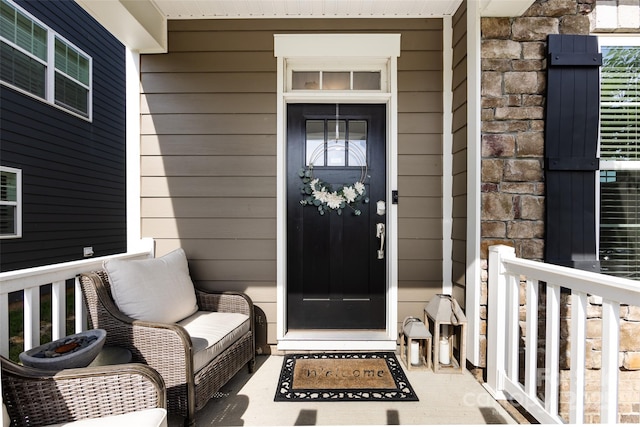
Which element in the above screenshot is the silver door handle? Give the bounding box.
[376,223,385,259]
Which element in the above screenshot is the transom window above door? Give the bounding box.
[293,71,381,91]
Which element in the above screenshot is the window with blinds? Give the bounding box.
[0,0,92,119]
[600,46,640,160]
[0,167,21,238]
[54,37,90,116]
[599,42,640,279]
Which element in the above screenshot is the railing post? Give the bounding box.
[601,299,620,423]
[23,287,40,350]
[545,284,560,415]
[52,280,66,340]
[75,276,87,333]
[524,279,539,397]
[485,244,515,399]
[569,291,587,423]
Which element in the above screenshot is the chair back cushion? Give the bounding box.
[104,248,198,323]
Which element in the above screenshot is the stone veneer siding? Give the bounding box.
[480,0,640,423]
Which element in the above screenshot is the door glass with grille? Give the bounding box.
[305,119,367,168]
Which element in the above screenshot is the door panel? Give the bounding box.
[287,104,386,329]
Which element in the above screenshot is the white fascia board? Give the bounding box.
[477,0,536,17]
[274,34,401,58]
[75,0,167,53]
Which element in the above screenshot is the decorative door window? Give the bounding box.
[305,119,367,167]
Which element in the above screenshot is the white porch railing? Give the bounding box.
[485,244,640,424]
[0,238,154,359]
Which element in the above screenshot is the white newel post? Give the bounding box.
[485,244,515,399]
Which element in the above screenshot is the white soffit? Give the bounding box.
[76,1,536,53]
[76,0,167,53]
[152,0,464,18]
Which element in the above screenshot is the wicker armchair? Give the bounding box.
[79,271,255,426]
[1,356,166,426]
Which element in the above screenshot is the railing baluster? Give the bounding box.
[506,272,520,381]
[545,283,560,415]
[601,299,620,424]
[23,286,41,351]
[52,280,66,340]
[524,279,538,397]
[75,276,87,333]
[569,291,587,423]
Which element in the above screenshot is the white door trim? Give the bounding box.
[274,34,400,351]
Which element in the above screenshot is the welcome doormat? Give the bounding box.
[274,352,418,402]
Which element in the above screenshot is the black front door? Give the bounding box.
[287,104,387,329]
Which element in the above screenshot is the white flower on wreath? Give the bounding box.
[299,168,369,216]
[342,186,357,203]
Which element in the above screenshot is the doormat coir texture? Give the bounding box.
[274,352,418,402]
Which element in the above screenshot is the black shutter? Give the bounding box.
[545,34,602,272]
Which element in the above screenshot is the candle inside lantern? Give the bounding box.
[410,341,420,365]
[439,336,450,365]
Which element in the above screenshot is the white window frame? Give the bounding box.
[598,36,640,171]
[597,35,640,277]
[0,166,22,239]
[0,0,93,121]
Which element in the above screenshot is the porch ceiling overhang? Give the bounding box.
[76,0,535,53]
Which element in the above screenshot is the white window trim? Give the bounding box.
[0,166,22,239]
[274,33,400,351]
[0,0,93,121]
[596,34,640,276]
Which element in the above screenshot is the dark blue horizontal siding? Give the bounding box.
[1,0,127,271]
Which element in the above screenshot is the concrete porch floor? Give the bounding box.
[168,353,522,426]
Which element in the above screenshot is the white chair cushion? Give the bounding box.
[104,248,198,324]
[44,408,167,427]
[178,311,250,373]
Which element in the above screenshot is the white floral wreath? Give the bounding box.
[299,166,368,216]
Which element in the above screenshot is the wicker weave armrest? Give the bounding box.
[195,289,254,317]
[2,357,165,427]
